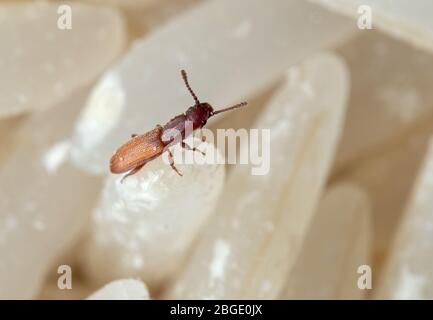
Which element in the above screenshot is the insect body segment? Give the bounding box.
[161,114,188,146]
[109,70,247,182]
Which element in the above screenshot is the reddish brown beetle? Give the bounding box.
[110,70,247,182]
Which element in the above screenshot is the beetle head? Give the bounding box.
[180,70,247,128]
[186,102,214,128]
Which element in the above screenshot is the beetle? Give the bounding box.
[110,69,247,182]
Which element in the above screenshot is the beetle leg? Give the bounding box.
[120,163,145,183]
[131,134,138,138]
[167,149,183,176]
[181,141,205,156]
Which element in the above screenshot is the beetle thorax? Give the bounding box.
[185,103,214,129]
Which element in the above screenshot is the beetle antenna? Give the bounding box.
[181,69,200,105]
[211,101,248,116]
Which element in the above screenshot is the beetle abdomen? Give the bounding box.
[110,126,165,174]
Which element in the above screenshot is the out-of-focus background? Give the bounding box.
[1,0,433,300]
